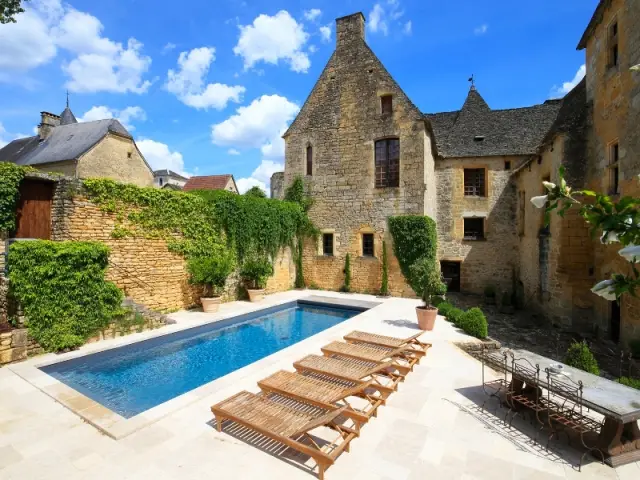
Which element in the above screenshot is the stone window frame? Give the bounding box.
[608,139,620,195]
[373,137,400,189]
[317,228,337,257]
[463,166,488,197]
[462,216,486,241]
[380,94,393,116]
[306,144,313,176]
[357,228,378,259]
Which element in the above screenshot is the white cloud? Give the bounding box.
[0,123,30,147]
[162,42,177,54]
[166,47,245,109]
[550,64,586,98]
[211,95,299,159]
[136,138,189,176]
[304,9,322,22]
[368,1,407,36]
[227,148,240,155]
[474,24,488,35]
[233,11,311,73]
[309,45,318,53]
[0,123,9,148]
[319,24,332,43]
[368,4,388,36]
[78,106,146,131]
[0,0,152,94]
[236,159,284,195]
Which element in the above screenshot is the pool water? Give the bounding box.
[41,302,360,418]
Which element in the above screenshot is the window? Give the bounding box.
[306,145,313,176]
[504,161,511,170]
[609,142,620,194]
[362,233,375,256]
[322,233,334,256]
[608,20,619,68]
[375,139,400,188]
[464,168,485,196]
[159,178,163,187]
[463,218,484,240]
[381,95,393,115]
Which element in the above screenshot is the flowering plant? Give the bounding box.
[531,165,640,300]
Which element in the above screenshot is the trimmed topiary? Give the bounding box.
[447,307,465,326]
[564,341,600,375]
[458,307,488,339]
[437,302,453,318]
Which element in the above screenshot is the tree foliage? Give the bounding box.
[8,241,123,352]
[244,186,267,198]
[341,253,351,292]
[240,256,274,290]
[0,163,32,234]
[380,240,389,296]
[564,340,600,375]
[187,249,235,296]
[0,0,26,24]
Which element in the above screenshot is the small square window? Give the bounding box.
[381,95,393,115]
[505,161,511,170]
[362,233,375,257]
[464,168,485,196]
[322,233,334,256]
[463,218,485,240]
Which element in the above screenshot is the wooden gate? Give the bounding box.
[14,179,54,239]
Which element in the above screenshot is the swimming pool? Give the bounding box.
[40,301,363,418]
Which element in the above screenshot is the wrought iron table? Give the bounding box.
[507,349,640,467]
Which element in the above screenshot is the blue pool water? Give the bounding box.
[40,301,361,418]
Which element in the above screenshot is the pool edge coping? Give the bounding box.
[7,292,385,439]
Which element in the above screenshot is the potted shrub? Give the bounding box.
[187,253,235,313]
[241,256,274,302]
[484,285,496,305]
[410,258,447,330]
[500,291,515,314]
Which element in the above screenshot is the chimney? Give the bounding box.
[38,111,60,140]
[336,12,365,49]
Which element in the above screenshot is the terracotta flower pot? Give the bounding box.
[201,297,221,313]
[247,289,265,302]
[416,306,438,331]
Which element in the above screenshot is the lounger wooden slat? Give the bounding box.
[293,354,401,395]
[211,391,357,480]
[344,330,431,357]
[320,341,418,375]
[258,370,384,424]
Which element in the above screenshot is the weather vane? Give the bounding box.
[468,74,475,89]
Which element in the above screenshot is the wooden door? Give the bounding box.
[15,180,54,239]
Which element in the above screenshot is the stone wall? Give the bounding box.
[283,13,432,296]
[270,172,285,200]
[436,155,521,295]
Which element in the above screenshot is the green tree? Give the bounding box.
[1,0,27,24]
[341,253,351,292]
[380,240,389,296]
[244,186,267,198]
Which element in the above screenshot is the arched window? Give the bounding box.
[306,145,313,176]
[374,138,399,188]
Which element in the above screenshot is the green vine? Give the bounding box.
[0,163,33,234]
[7,241,124,352]
[380,240,389,296]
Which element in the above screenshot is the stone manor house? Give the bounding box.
[273,1,640,343]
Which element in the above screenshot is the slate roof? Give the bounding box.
[59,106,78,125]
[0,119,131,166]
[153,169,188,180]
[424,88,563,158]
[183,175,236,192]
[577,0,609,50]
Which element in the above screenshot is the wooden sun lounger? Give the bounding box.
[293,354,402,395]
[258,370,385,425]
[344,330,432,357]
[320,341,418,375]
[211,391,358,480]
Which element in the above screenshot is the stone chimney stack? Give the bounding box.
[336,12,365,49]
[38,111,60,140]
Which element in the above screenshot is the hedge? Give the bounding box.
[564,341,600,375]
[8,241,124,352]
[458,307,488,339]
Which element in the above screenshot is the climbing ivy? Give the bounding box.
[8,241,124,352]
[0,163,33,234]
[388,215,438,297]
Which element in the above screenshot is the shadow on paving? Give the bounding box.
[453,384,604,472]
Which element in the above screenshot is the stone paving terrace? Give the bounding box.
[0,291,639,479]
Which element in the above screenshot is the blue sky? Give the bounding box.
[0,0,597,192]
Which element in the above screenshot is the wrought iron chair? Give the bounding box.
[480,347,509,417]
[505,356,546,445]
[544,368,605,471]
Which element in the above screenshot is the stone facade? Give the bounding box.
[283,13,435,296]
[77,133,154,187]
[270,171,285,200]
